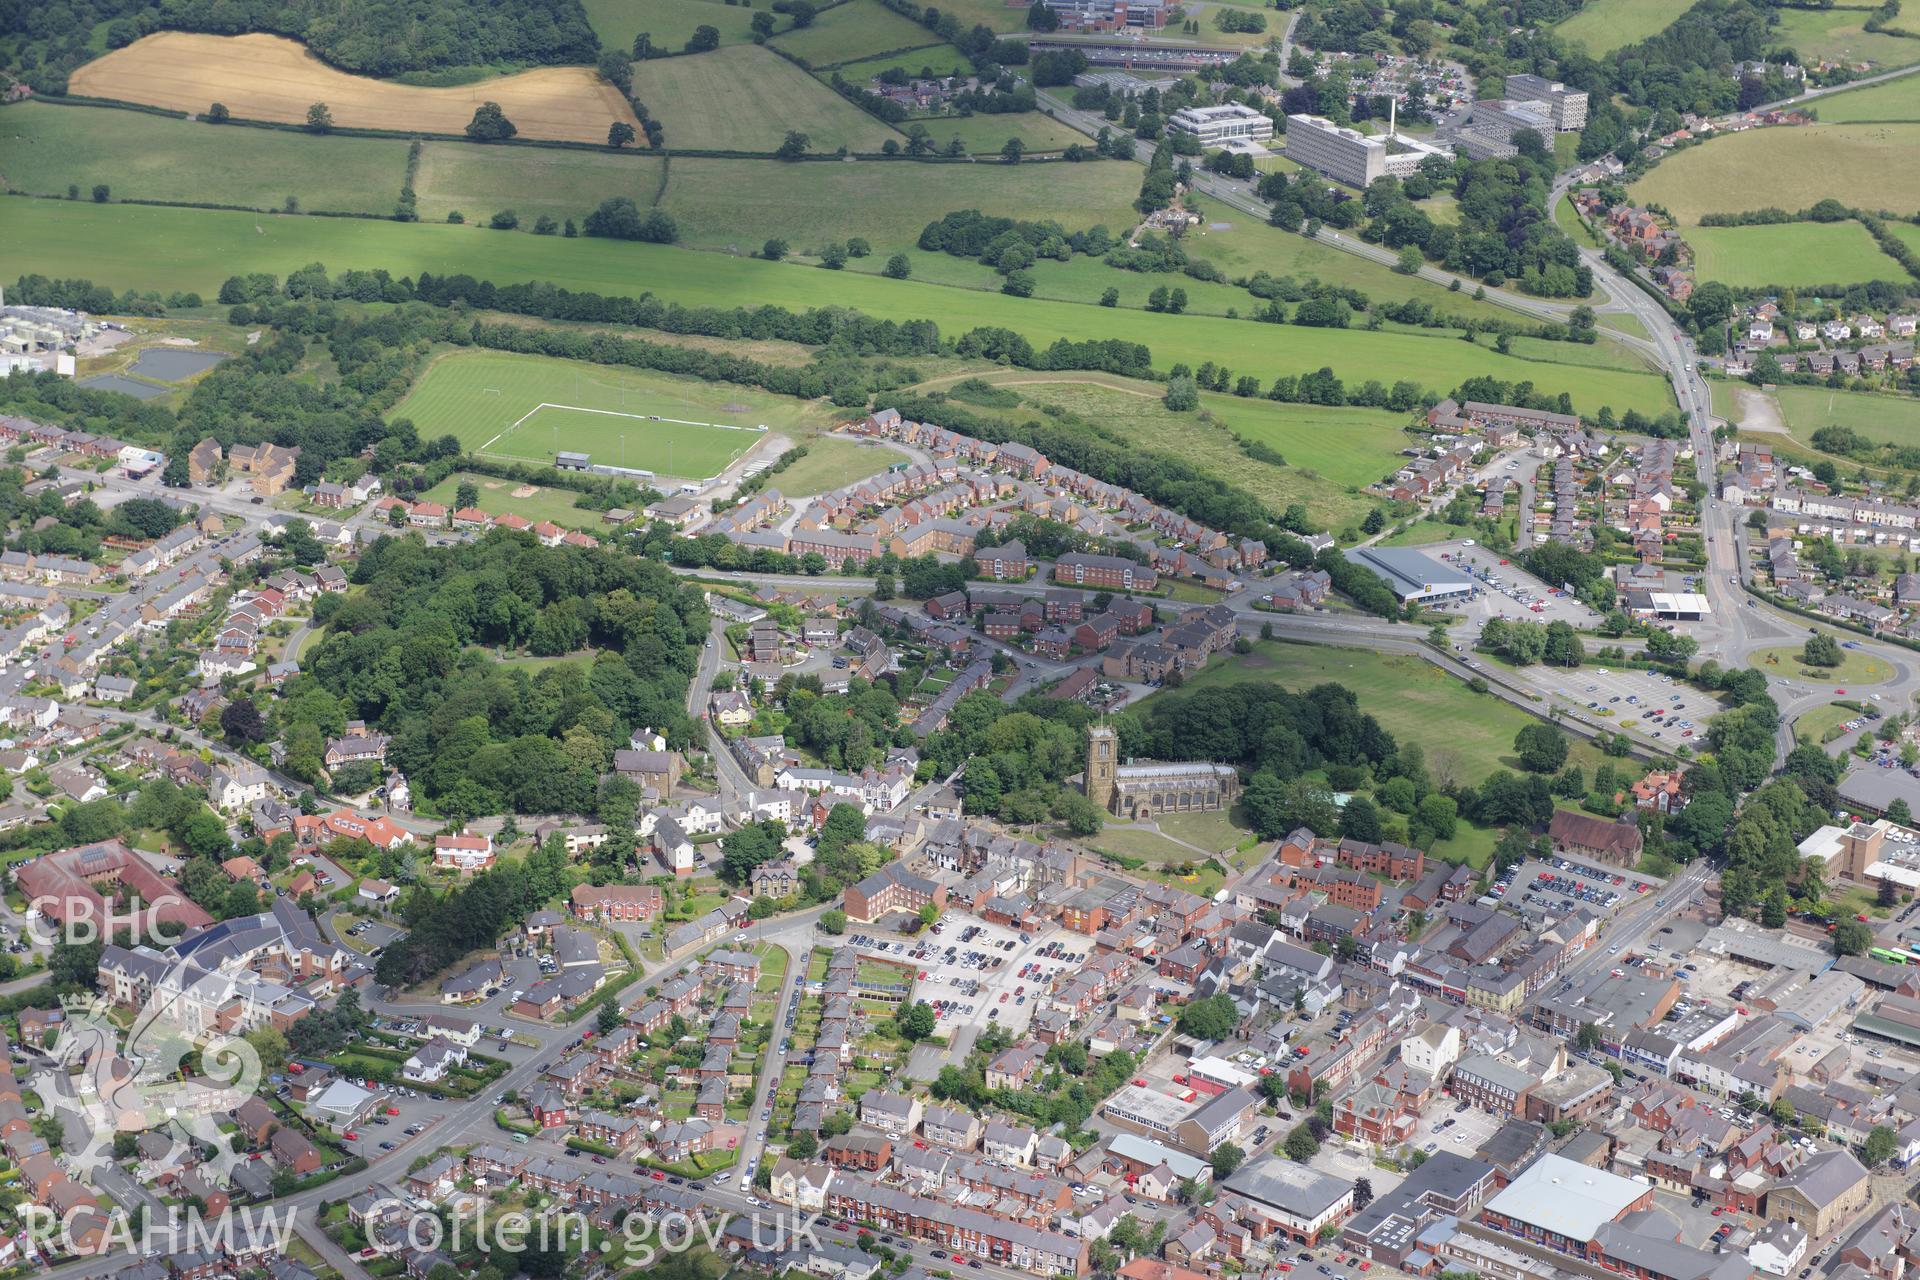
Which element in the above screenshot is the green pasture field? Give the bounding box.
[1628,124,1920,225]
[1683,220,1900,288]
[1141,640,1607,783]
[411,142,665,226]
[832,45,975,80]
[389,350,818,477]
[1553,0,1679,55]
[771,436,909,495]
[911,112,1092,154]
[1773,385,1920,447]
[657,155,1139,252]
[1888,221,1920,258]
[582,0,781,56]
[629,45,901,152]
[1812,72,1920,122]
[905,0,1028,30]
[0,100,408,213]
[8,200,1677,416]
[1769,8,1920,70]
[771,0,949,65]
[937,370,1407,530]
[1502,332,1659,373]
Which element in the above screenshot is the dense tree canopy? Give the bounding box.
[303,533,704,820]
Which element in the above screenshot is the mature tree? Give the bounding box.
[1865,1125,1898,1166]
[1178,994,1240,1040]
[883,254,911,279]
[1210,1143,1244,1177]
[608,121,636,148]
[895,1001,936,1041]
[207,102,230,123]
[684,23,721,52]
[1001,137,1025,164]
[1339,795,1383,843]
[1835,919,1873,956]
[788,1132,818,1159]
[1802,633,1843,667]
[1513,722,1569,774]
[1284,1125,1320,1161]
[762,238,790,261]
[818,909,846,935]
[465,102,517,141]
[50,938,103,990]
[221,698,268,744]
[596,49,632,93]
[581,197,677,243]
[306,102,333,133]
[1575,1023,1604,1052]
[1352,1177,1374,1211]
[775,131,811,160]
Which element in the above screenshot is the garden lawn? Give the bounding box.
[772,436,909,495]
[0,100,408,214]
[582,0,783,56]
[410,142,665,227]
[1812,72,1920,122]
[6,200,1676,416]
[628,45,901,152]
[1090,826,1211,863]
[1150,808,1253,855]
[1553,0,1681,54]
[1145,640,1608,781]
[770,0,952,66]
[1628,124,1920,225]
[658,155,1139,252]
[1429,819,1500,869]
[1683,221,1900,288]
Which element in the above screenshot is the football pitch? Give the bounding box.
[392,351,778,480]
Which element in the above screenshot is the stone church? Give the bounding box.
[1085,724,1238,821]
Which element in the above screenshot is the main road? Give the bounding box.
[1554,182,1920,753]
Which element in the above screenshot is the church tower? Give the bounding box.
[1086,724,1116,814]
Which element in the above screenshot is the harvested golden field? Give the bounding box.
[70,33,640,145]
